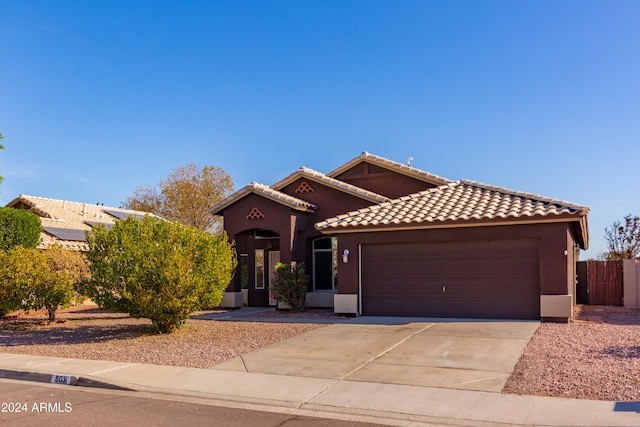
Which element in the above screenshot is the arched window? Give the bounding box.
[313,237,337,291]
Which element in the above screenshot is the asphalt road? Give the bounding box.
[0,379,383,427]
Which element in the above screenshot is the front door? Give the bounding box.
[268,251,281,306]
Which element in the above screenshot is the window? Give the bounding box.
[313,237,337,291]
[255,249,265,289]
[240,254,248,289]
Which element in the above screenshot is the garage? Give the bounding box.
[360,239,540,319]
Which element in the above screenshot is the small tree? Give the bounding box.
[0,207,41,250]
[29,268,74,323]
[80,216,236,333]
[0,249,29,316]
[602,214,640,260]
[270,262,309,312]
[0,247,74,321]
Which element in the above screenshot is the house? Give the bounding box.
[5,195,154,251]
[211,152,589,321]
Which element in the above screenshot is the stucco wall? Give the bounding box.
[334,164,436,198]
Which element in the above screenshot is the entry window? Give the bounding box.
[239,254,248,289]
[313,237,337,291]
[255,249,265,289]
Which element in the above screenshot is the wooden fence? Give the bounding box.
[576,261,623,306]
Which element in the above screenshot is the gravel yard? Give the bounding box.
[503,305,640,402]
[2,304,639,401]
[0,306,329,368]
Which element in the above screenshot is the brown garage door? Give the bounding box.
[361,239,540,319]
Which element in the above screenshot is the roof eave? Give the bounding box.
[577,210,590,250]
[5,195,56,219]
[316,213,588,235]
[210,186,254,215]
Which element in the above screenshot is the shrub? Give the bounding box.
[44,245,91,307]
[270,262,308,312]
[0,247,74,322]
[30,269,74,323]
[0,207,41,250]
[80,216,236,333]
[0,249,28,316]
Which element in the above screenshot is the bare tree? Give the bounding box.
[602,214,640,260]
[123,164,234,232]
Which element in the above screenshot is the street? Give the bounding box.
[0,379,383,426]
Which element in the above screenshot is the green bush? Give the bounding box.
[0,207,41,250]
[44,245,91,312]
[270,262,308,312]
[0,247,74,321]
[80,216,236,333]
[0,249,28,316]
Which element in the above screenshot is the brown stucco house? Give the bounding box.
[211,152,589,321]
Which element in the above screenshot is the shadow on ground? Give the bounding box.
[0,321,152,346]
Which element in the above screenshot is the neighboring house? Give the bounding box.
[212,152,589,321]
[6,195,153,251]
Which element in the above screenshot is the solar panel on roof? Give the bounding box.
[42,227,87,242]
[103,209,146,221]
[84,221,114,230]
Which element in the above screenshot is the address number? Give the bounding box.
[51,374,72,385]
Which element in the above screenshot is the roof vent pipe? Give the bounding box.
[83,204,87,217]
[407,156,413,166]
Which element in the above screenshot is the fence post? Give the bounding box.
[623,259,639,307]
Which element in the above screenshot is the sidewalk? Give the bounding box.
[1,351,638,426]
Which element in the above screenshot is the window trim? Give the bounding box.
[312,237,337,292]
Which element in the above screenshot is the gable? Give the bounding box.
[332,161,437,198]
[271,167,389,204]
[215,191,312,240]
[210,182,316,216]
[327,152,452,199]
[279,177,388,221]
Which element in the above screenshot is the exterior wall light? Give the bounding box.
[342,249,350,263]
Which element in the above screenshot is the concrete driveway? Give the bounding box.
[212,318,538,393]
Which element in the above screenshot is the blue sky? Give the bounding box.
[1,1,638,259]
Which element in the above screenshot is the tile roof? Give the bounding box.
[5,195,155,251]
[271,167,390,204]
[210,182,317,215]
[210,153,448,216]
[315,180,590,246]
[327,151,453,186]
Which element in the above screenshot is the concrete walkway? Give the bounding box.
[1,315,639,426]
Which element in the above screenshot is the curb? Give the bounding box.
[0,369,133,391]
